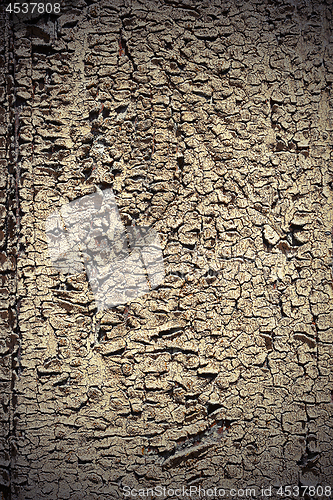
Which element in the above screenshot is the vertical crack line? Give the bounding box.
[10,17,16,500]
[11,24,22,374]
[1,9,14,500]
[5,12,22,500]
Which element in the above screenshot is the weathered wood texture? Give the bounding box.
[1,0,333,498]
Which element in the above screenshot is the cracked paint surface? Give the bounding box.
[0,0,333,498]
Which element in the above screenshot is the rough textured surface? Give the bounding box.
[1,0,333,498]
